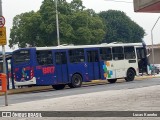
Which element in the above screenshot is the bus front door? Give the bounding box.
[86,50,100,80]
[55,52,68,84]
[136,47,148,74]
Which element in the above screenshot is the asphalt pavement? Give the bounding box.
[0,81,160,120]
[0,76,160,106]
[0,75,160,120]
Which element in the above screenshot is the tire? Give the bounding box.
[68,74,82,88]
[108,79,117,83]
[125,69,135,82]
[52,84,65,90]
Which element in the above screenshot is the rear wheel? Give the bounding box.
[125,69,135,82]
[52,84,65,90]
[68,74,82,88]
[107,79,117,83]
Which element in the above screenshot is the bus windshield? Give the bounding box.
[13,50,30,64]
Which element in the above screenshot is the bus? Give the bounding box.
[11,42,149,90]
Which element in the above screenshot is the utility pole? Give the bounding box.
[151,16,160,73]
[55,0,60,46]
[0,0,8,106]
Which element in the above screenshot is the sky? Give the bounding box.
[2,0,160,52]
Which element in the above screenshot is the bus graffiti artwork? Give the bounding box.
[103,61,114,79]
[11,42,150,90]
[22,68,28,79]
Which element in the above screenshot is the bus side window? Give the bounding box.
[112,47,124,60]
[69,49,85,63]
[100,48,112,61]
[36,51,53,65]
[124,46,136,59]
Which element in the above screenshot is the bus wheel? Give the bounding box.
[108,79,117,83]
[52,84,65,90]
[68,74,82,88]
[125,69,135,82]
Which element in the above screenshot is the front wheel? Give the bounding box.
[52,84,66,90]
[125,69,135,82]
[68,74,82,88]
[108,79,117,83]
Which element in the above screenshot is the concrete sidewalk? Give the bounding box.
[1,85,160,111]
[1,84,160,120]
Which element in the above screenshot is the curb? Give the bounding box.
[0,76,159,96]
[135,75,159,80]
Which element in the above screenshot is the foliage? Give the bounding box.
[9,11,42,48]
[9,0,105,48]
[99,10,145,43]
[9,1,145,48]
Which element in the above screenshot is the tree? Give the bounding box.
[70,0,85,11]
[38,0,57,46]
[70,10,105,44]
[99,10,145,43]
[9,11,42,48]
[9,0,105,48]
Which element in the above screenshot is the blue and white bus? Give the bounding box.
[11,43,149,90]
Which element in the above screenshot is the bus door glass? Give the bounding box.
[36,50,55,85]
[86,49,100,80]
[55,51,68,84]
[12,49,32,83]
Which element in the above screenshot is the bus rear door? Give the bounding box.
[55,51,68,84]
[86,49,101,80]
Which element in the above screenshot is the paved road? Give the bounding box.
[0,78,160,106]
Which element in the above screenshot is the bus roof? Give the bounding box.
[14,42,144,51]
[35,42,143,50]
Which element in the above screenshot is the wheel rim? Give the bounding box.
[73,75,81,86]
[71,74,82,87]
